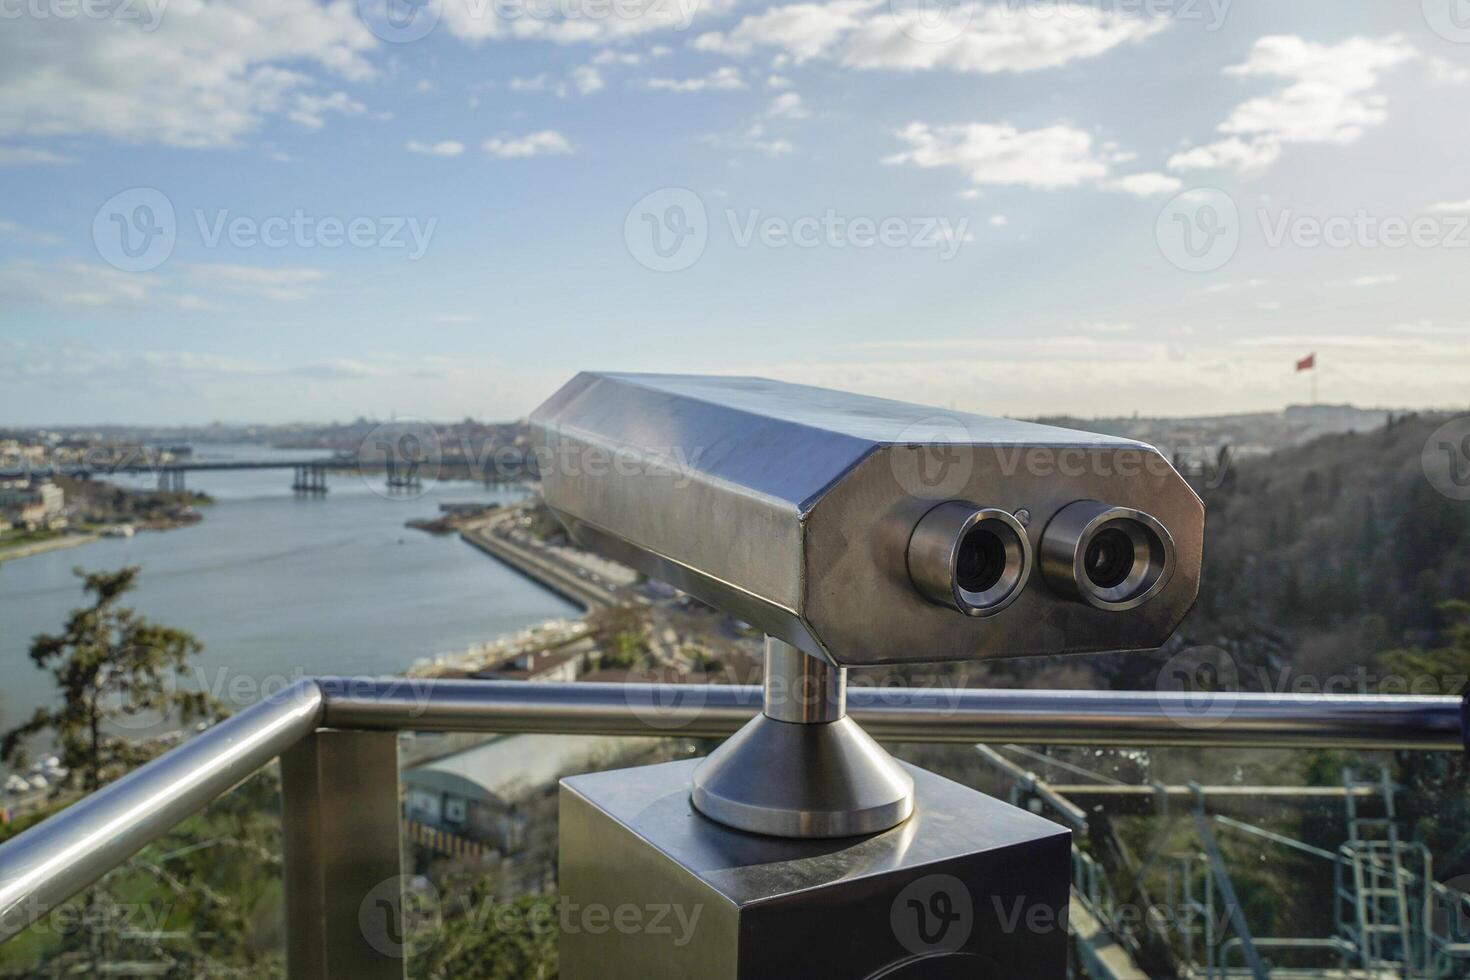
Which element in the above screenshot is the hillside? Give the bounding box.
[951,412,1470,696]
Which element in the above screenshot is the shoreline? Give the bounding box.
[0,532,100,565]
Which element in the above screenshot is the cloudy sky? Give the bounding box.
[2,0,1468,424]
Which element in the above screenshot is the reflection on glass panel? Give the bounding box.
[0,763,286,979]
[893,742,1470,979]
[395,731,705,978]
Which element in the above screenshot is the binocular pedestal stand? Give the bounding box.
[559,637,1073,978]
[690,639,915,838]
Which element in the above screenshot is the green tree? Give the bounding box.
[1,567,231,977]
[1376,601,1470,876]
[2,566,217,792]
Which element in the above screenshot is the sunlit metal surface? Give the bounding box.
[0,678,1462,944]
[319,678,1466,750]
[561,758,1070,978]
[531,373,1205,666]
[0,679,324,943]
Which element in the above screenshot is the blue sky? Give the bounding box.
[2,0,1469,424]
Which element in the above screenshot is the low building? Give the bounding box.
[470,648,582,683]
[0,479,64,530]
[402,733,657,852]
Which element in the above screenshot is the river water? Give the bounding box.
[0,445,576,757]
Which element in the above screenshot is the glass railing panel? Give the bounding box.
[393,730,708,978]
[899,740,1470,979]
[0,762,287,979]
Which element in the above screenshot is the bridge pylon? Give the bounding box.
[291,465,328,494]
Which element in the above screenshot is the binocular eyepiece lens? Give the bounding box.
[1040,501,1175,611]
[1083,527,1134,590]
[907,502,1032,618]
[956,525,1009,594]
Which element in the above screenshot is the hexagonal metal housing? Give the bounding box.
[530,372,1203,667]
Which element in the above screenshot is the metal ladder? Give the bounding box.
[1336,766,1415,973]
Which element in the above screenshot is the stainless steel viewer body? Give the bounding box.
[532,372,1203,666]
[536,373,1202,977]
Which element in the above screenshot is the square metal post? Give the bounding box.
[281,730,406,980]
[560,757,1072,979]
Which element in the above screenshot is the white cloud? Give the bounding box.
[439,0,732,44]
[1077,321,1134,333]
[988,213,1007,226]
[886,122,1108,189]
[1202,277,1266,294]
[0,0,377,149]
[1427,198,1470,213]
[483,130,574,157]
[0,259,333,309]
[0,220,63,246]
[1169,35,1416,175]
[1326,273,1400,288]
[591,49,643,66]
[1103,171,1181,196]
[188,264,329,301]
[289,91,368,130]
[0,340,566,425]
[767,74,793,89]
[407,139,467,157]
[647,66,746,92]
[572,65,605,94]
[1428,57,1470,84]
[767,92,807,118]
[704,123,794,157]
[0,260,158,309]
[0,145,75,166]
[510,74,555,92]
[741,327,1470,417]
[1167,136,1281,174]
[744,124,793,156]
[693,0,1164,74]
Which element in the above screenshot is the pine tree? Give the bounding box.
[2,566,217,792]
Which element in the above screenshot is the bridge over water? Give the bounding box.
[27,457,441,494]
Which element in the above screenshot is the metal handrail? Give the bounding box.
[0,677,1464,944]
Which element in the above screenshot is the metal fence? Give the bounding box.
[0,678,1464,977]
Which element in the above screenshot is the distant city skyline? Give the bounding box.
[3,1,1469,425]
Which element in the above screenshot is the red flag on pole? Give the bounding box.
[1295,353,1315,372]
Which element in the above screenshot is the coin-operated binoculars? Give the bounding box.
[532,373,1203,978]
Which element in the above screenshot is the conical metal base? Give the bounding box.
[691,713,915,838]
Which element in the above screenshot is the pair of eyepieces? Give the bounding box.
[906,499,1176,617]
